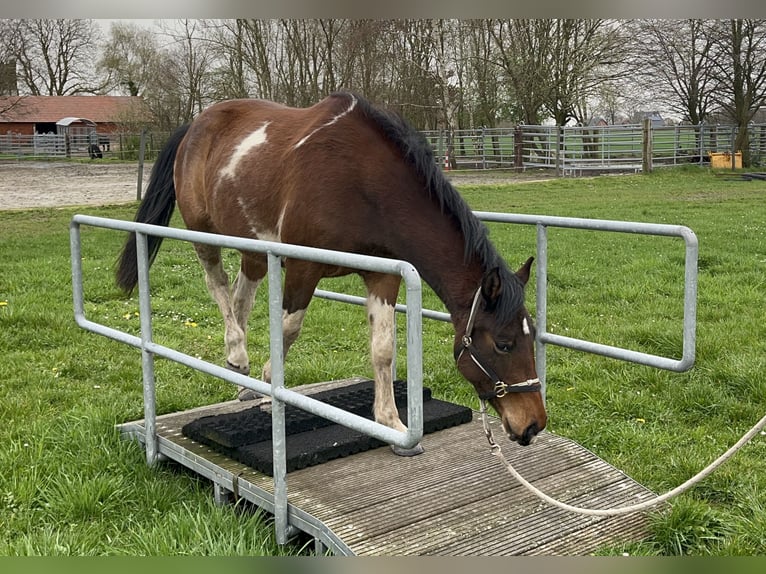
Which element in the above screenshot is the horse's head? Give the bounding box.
[454,257,547,446]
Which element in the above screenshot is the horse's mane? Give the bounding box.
[339,91,526,317]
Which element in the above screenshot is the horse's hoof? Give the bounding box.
[391,443,425,457]
[237,387,262,401]
[225,360,250,376]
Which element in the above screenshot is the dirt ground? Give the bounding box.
[0,161,553,211]
[0,161,152,211]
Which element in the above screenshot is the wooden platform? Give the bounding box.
[117,379,657,556]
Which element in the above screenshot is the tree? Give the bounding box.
[709,19,766,166]
[488,19,553,125]
[634,19,716,125]
[462,20,506,128]
[545,20,630,126]
[0,19,106,95]
[98,21,160,97]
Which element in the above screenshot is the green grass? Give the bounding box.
[1,166,765,555]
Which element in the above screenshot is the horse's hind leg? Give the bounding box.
[363,272,424,457]
[193,243,253,381]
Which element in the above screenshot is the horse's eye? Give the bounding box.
[495,341,514,354]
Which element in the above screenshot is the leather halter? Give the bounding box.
[457,288,541,400]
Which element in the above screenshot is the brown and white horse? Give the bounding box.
[116,91,547,455]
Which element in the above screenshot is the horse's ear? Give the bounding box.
[481,267,503,310]
[515,256,534,286]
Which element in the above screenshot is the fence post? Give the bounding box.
[642,118,653,173]
[136,128,147,201]
[554,126,562,177]
[514,126,523,172]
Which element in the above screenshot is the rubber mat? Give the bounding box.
[182,379,472,475]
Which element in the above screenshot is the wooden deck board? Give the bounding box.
[118,379,656,555]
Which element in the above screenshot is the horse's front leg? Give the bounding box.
[260,308,307,383]
[261,260,316,384]
[232,254,266,400]
[365,273,424,457]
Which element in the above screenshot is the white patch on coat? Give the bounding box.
[367,295,395,366]
[236,200,286,243]
[294,94,358,149]
[220,122,270,180]
[522,317,530,336]
[282,308,307,345]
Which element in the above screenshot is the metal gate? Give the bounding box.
[70,212,697,546]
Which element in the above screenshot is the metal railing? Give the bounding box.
[422,123,766,174]
[473,213,698,398]
[70,210,697,545]
[70,214,426,545]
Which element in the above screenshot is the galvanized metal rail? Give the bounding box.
[71,212,697,551]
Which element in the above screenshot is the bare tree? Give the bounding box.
[462,20,505,128]
[2,19,106,95]
[488,19,553,125]
[159,19,217,121]
[632,19,716,125]
[98,21,161,97]
[545,20,630,126]
[709,19,766,166]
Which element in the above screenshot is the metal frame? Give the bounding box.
[472,213,698,400]
[70,214,424,544]
[317,213,698,399]
[70,211,697,546]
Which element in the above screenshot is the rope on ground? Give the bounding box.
[480,400,766,517]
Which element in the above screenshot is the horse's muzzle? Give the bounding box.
[509,421,542,446]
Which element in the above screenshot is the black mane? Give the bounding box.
[340,91,526,318]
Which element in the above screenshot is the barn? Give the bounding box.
[0,95,150,158]
[0,95,149,136]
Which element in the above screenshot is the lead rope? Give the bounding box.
[479,400,766,516]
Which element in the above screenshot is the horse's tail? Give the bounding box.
[115,123,191,294]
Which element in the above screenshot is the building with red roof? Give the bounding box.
[0,95,150,135]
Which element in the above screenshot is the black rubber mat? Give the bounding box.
[182,379,472,475]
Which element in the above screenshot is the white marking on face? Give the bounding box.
[294,94,358,149]
[220,122,270,180]
[522,317,530,336]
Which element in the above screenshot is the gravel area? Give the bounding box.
[1,161,151,210]
[0,161,553,211]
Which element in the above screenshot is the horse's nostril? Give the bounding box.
[518,422,540,446]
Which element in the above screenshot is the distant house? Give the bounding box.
[631,111,665,128]
[0,95,150,135]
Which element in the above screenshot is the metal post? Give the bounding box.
[403,265,424,441]
[535,223,548,401]
[267,251,295,545]
[642,118,653,173]
[135,232,158,466]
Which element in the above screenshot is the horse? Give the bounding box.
[115,91,547,455]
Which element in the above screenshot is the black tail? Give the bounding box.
[115,123,191,294]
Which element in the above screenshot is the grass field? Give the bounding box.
[1,166,765,555]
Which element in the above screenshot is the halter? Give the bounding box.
[457,287,541,399]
